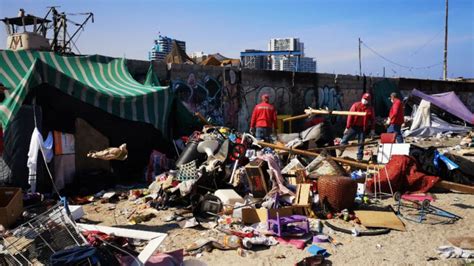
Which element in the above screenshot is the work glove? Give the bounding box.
[343,128,349,135]
[385,118,391,126]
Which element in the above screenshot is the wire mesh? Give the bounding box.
[1,203,87,265]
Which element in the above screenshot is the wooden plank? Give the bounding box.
[295,184,311,206]
[434,180,474,194]
[354,210,406,231]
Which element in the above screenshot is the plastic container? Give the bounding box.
[214,189,245,206]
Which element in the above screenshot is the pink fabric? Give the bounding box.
[258,153,295,197]
[276,237,306,249]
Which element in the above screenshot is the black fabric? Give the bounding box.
[50,246,98,265]
[409,146,474,185]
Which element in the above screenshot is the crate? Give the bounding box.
[245,159,271,198]
[1,203,87,265]
[0,187,23,228]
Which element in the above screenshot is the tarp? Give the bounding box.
[0,50,173,135]
[404,100,471,137]
[412,89,474,124]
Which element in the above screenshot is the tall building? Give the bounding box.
[268,38,304,56]
[241,37,316,72]
[240,49,269,70]
[149,35,186,61]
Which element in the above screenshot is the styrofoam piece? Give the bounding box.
[214,189,244,205]
[377,143,411,164]
[76,223,167,265]
[60,205,84,220]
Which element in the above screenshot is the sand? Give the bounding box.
[81,138,473,265]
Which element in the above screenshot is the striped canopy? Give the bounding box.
[0,50,173,135]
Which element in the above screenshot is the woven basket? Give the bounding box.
[318,175,357,212]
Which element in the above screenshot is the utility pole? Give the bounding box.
[443,0,448,80]
[358,38,362,76]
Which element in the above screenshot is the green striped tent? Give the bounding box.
[0,50,177,135]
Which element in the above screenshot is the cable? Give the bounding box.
[410,29,444,56]
[360,40,443,70]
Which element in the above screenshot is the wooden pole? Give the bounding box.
[282,113,310,122]
[305,109,366,116]
[257,141,381,169]
[443,0,449,80]
[258,142,474,194]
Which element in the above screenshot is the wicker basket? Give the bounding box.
[318,175,357,212]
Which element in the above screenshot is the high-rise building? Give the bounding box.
[149,35,186,61]
[241,37,317,73]
[240,49,269,70]
[268,38,304,56]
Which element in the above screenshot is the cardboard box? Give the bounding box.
[0,187,23,228]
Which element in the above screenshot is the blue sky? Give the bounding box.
[1,0,473,79]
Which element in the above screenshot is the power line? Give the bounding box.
[360,40,443,70]
[410,28,444,56]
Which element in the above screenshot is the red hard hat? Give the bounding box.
[362,93,371,100]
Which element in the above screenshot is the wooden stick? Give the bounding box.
[305,109,366,116]
[257,141,382,169]
[194,112,210,125]
[282,114,310,122]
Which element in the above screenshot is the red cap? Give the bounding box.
[362,93,371,100]
[261,94,270,102]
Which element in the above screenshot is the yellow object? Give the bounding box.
[276,115,291,134]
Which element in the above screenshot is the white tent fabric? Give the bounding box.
[404,100,471,137]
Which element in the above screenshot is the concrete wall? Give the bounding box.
[127,60,474,132]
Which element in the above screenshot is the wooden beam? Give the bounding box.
[434,180,474,194]
[282,113,310,122]
[305,109,367,116]
[257,141,382,169]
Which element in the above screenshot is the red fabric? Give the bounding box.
[250,102,277,129]
[366,155,440,193]
[345,102,375,131]
[389,98,404,125]
[380,133,396,144]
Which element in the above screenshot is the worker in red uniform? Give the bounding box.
[250,94,277,142]
[387,92,404,143]
[338,93,375,161]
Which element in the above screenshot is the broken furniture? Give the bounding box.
[1,203,87,265]
[0,187,23,228]
[267,212,309,237]
[318,175,357,212]
[245,158,271,198]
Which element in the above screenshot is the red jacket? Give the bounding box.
[346,102,375,131]
[250,102,277,129]
[389,98,404,125]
